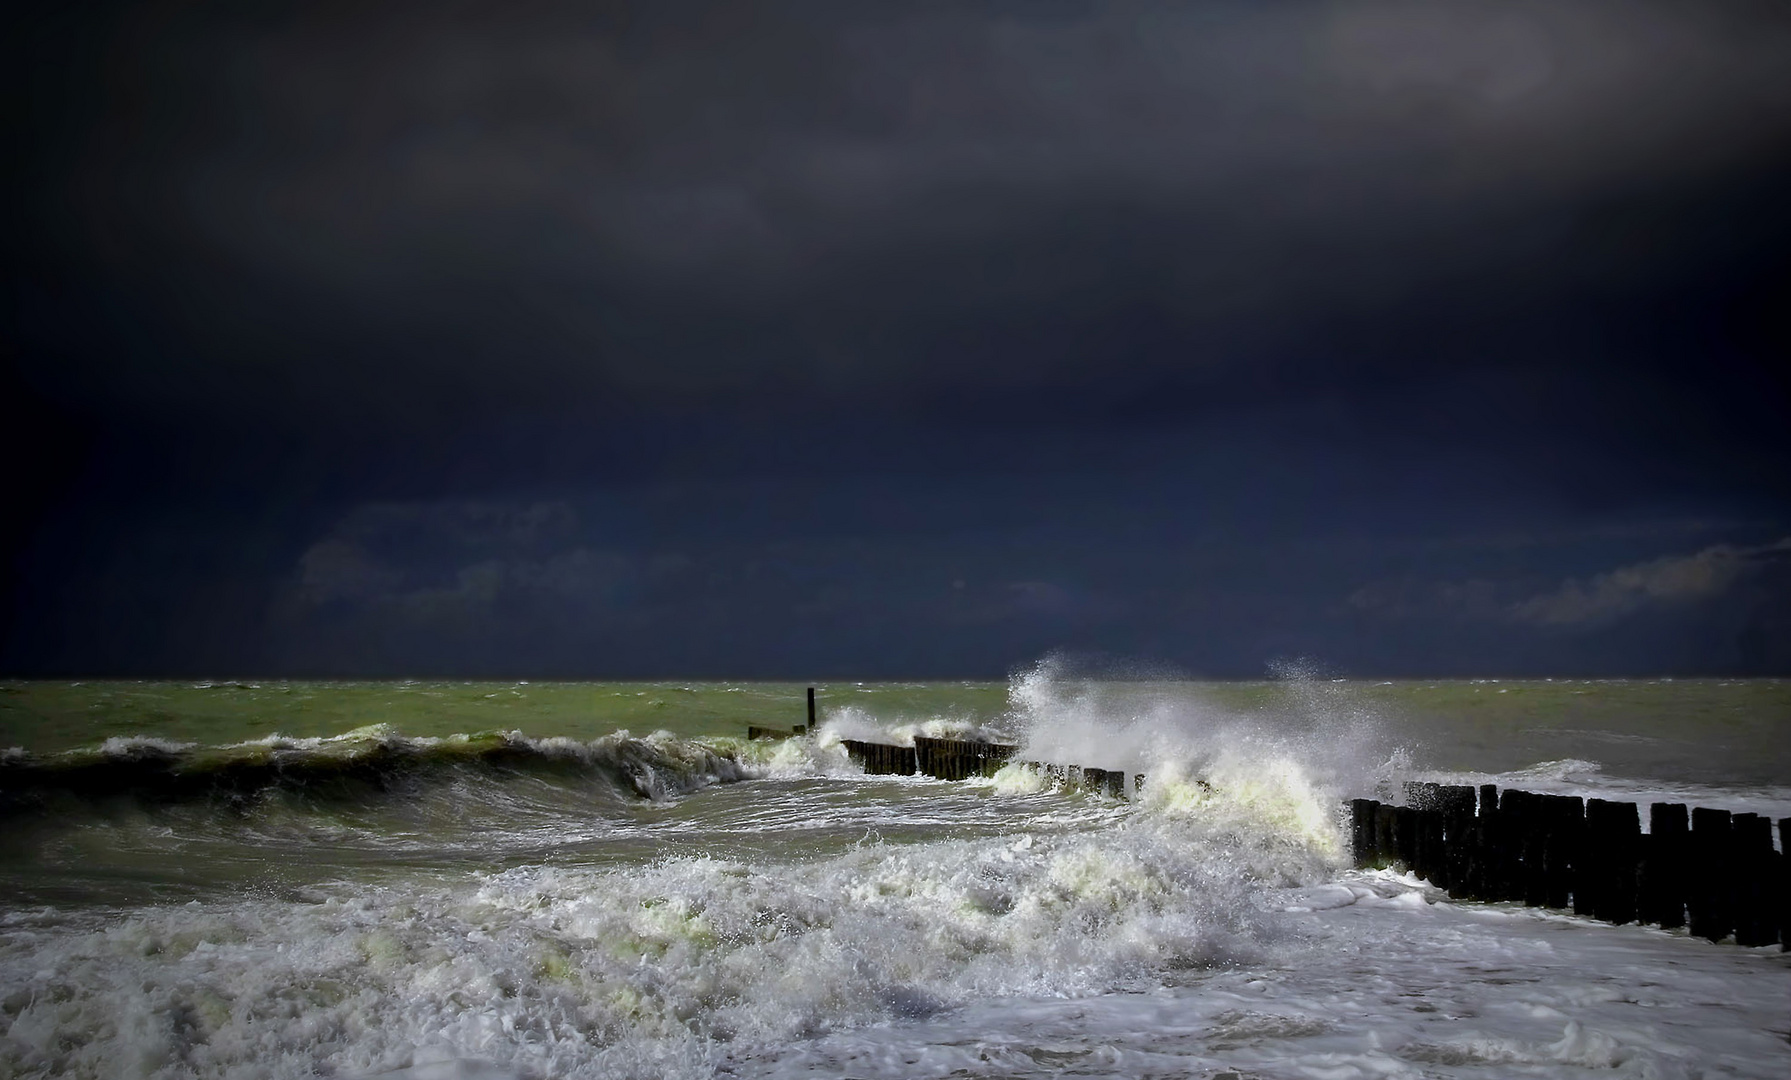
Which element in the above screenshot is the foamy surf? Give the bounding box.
[1,668,1786,1078]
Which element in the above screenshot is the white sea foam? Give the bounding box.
[0,788,1324,1079]
[92,735,197,757]
[813,704,1012,748]
[3,669,1786,1079]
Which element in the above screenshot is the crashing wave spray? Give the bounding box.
[992,656,1400,853]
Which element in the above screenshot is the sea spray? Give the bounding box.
[0,783,1335,1079]
[812,704,1013,750]
[996,658,1393,846]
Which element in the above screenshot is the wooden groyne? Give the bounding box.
[838,735,1138,793]
[842,736,1021,781]
[1351,783,1789,950]
[777,691,1784,950]
[794,688,1126,791]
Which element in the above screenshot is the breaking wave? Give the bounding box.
[0,726,755,815]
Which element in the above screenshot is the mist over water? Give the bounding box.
[0,666,1787,1078]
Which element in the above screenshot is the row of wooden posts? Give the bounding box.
[752,688,1143,794]
[760,691,1787,950]
[1352,783,1790,950]
[832,734,1140,796]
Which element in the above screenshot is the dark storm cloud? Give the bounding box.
[7,1,1791,677]
[15,0,1791,418]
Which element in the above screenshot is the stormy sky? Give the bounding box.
[6,0,1790,678]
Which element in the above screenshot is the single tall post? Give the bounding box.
[1689,807,1734,942]
[1641,803,1689,928]
[1779,818,1790,952]
[806,686,817,736]
[1543,794,1582,910]
[1351,800,1378,867]
[1732,813,1777,947]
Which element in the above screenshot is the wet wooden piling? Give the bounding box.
[1780,817,1790,952]
[1463,785,1498,898]
[1374,802,1399,868]
[1500,789,1548,907]
[841,739,917,775]
[1347,787,1785,950]
[1639,803,1688,929]
[827,731,1144,801]
[1689,807,1733,942]
[1537,794,1580,910]
[913,736,1017,781]
[1731,813,1777,947]
[1351,799,1377,866]
[1585,799,1640,924]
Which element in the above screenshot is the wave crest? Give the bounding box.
[0,727,753,813]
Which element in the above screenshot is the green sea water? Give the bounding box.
[4,677,1787,782]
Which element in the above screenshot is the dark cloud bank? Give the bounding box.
[6,1,1790,677]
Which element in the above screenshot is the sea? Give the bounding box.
[2,666,1788,1079]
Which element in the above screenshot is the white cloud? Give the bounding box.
[1348,536,1791,628]
[1507,537,1791,625]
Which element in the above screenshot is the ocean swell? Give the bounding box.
[0,726,754,815]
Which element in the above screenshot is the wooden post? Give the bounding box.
[1424,808,1449,889]
[1462,785,1498,900]
[1543,794,1582,910]
[1504,790,1548,907]
[1396,805,1419,870]
[1490,791,1518,899]
[1375,803,1399,868]
[1352,799,1378,866]
[1443,788,1470,896]
[1779,818,1790,952]
[1404,783,1443,887]
[1582,799,1639,924]
[1689,807,1733,942]
[1474,786,1502,900]
[846,739,919,776]
[1732,813,1777,947]
[1640,803,1688,928]
[805,686,816,734]
[1569,795,1599,917]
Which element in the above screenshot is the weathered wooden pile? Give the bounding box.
[838,735,1140,794]
[842,735,1023,781]
[839,738,918,775]
[765,689,1128,793]
[1351,783,1790,949]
